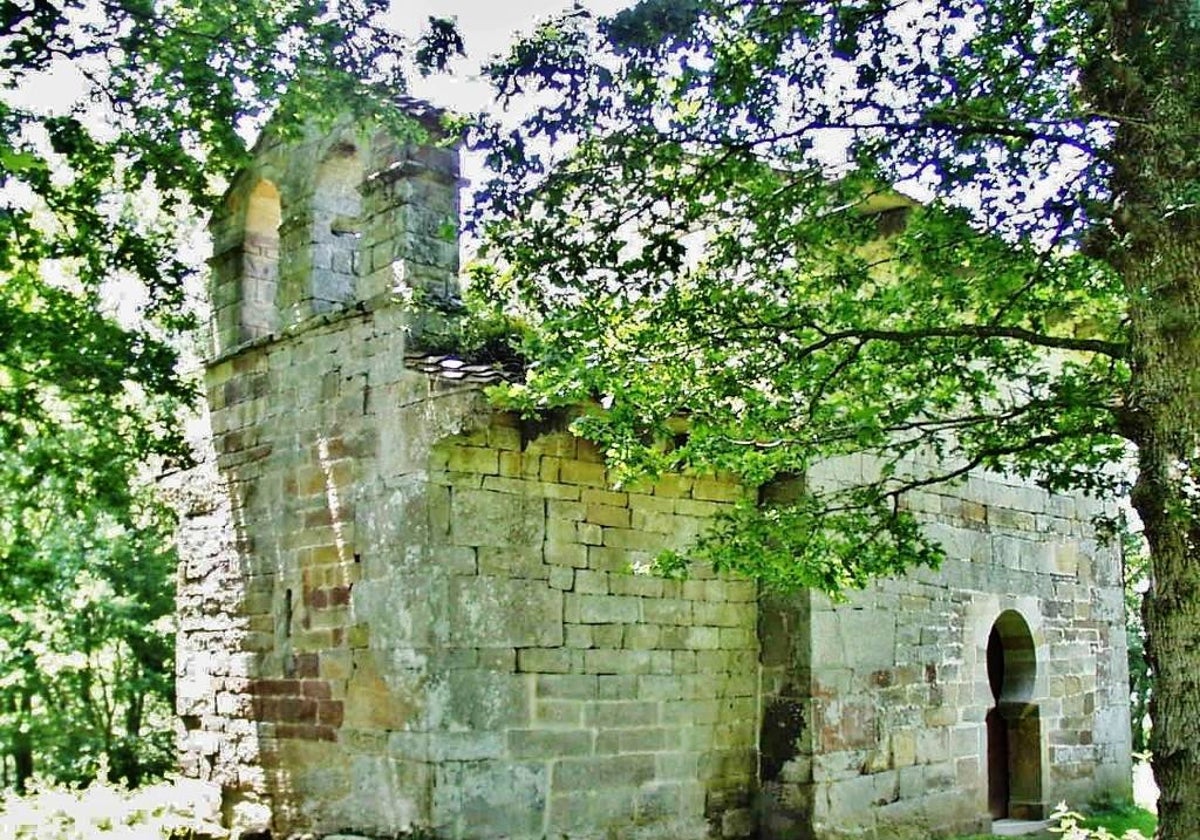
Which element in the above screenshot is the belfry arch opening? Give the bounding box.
[986,609,1044,822]
[311,142,363,312]
[241,179,281,341]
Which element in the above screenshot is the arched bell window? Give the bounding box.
[240,178,282,340]
[310,143,363,312]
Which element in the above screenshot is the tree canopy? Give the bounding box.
[468,1,1199,837]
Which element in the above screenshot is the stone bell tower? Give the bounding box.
[206,107,459,355]
[175,106,471,834]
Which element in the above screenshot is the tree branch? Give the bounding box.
[778,322,1127,359]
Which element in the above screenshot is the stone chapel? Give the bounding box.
[174,109,1132,839]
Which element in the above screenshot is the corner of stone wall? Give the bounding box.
[168,411,274,836]
[755,589,815,840]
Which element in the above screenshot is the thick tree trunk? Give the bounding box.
[1119,180,1200,840]
[1085,2,1200,837]
[1130,417,1200,840]
[1118,173,1200,840]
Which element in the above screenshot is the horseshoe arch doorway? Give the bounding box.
[986,609,1044,820]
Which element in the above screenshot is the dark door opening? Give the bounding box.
[986,628,1009,818]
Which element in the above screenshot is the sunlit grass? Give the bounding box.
[952,803,1157,840]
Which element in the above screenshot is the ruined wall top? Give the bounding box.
[207,110,461,359]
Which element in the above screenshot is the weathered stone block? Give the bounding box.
[548,566,575,591]
[450,488,544,547]
[582,487,628,508]
[584,649,653,675]
[609,572,665,598]
[431,670,531,730]
[553,754,656,791]
[546,788,643,834]
[433,760,548,837]
[507,728,594,759]
[518,647,574,674]
[576,593,642,624]
[537,674,598,700]
[653,475,693,498]
[596,726,669,754]
[692,478,742,503]
[586,700,659,727]
[644,599,693,625]
[477,545,548,579]
[535,699,584,726]
[574,569,609,594]
[586,502,632,528]
[560,459,607,487]
[449,577,562,647]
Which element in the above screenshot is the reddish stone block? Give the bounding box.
[295,653,320,678]
[819,701,878,752]
[253,678,301,696]
[275,723,338,742]
[301,680,331,699]
[317,700,345,727]
[328,584,352,607]
[279,696,318,723]
[255,696,284,720]
[274,724,306,741]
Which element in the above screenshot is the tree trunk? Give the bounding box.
[1131,418,1200,840]
[1085,2,1200,837]
[1119,199,1200,840]
[1118,155,1200,840]
[12,691,33,792]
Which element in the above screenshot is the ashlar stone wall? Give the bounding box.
[758,458,1132,839]
[178,360,763,838]
[178,111,762,839]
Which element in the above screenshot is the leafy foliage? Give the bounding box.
[0,435,176,786]
[1,0,463,466]
[1048,801,1152,840]
[0,773,224,838]
[469,0,1132,591]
